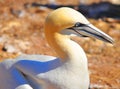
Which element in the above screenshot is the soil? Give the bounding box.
[0,0,120,89]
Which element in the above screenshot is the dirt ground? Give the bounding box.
[0,0,120,89]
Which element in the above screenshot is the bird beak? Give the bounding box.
[72,24,114,44]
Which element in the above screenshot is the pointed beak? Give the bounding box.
[72,24,114,44]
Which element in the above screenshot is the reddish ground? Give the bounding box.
[0,0,120,89]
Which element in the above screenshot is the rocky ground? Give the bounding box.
[0,0,120,89]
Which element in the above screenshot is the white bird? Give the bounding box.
[0,7,114,89]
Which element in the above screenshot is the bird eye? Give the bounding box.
[74,22,84,27]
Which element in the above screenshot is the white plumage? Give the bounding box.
[0,7,113,89]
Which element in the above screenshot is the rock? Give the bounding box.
[2,44,17,53]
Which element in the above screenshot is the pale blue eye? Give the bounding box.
[75,22,84,27]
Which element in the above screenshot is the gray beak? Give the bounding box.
[72,24,114,44]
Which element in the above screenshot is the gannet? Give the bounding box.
[0,7,114,89]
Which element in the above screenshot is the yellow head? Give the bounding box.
[44,7,114,59]
[45,7,113,44]
[45,7,89,33]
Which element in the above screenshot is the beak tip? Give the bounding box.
[111,39,115,44]
[107,38,114,44]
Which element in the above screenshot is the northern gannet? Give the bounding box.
[0,7,114,89]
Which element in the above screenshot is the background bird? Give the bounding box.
[0,7,114,89]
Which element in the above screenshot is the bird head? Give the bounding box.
[45,7,114,44]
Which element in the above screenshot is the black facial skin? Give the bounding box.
[70,22,89,37]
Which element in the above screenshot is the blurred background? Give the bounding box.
[0,0,120,89]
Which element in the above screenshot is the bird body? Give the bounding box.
[0,52,88,89]
[0,7,114,89]
[36,37,89,89]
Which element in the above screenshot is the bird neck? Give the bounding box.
[46,32,88,69]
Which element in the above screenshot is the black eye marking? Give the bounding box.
[67,22,89,30]
[74,22,85,27]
